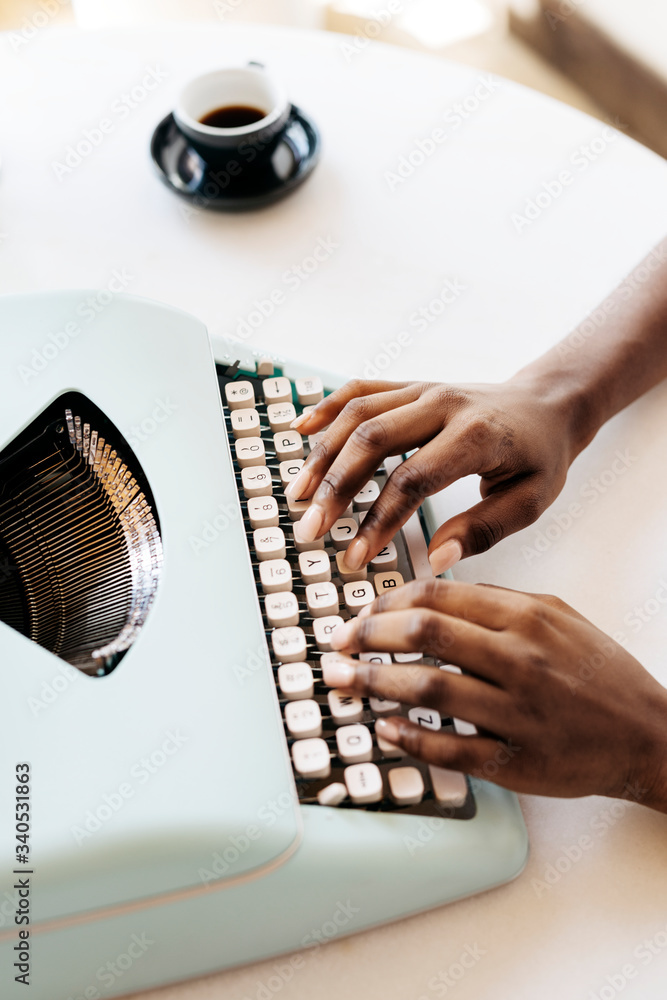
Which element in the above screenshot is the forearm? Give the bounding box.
[511,238,667,458]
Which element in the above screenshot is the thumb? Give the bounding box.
[427,477,547,573]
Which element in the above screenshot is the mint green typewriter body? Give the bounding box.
[0,292,527,999]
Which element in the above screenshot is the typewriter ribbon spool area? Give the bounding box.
[0,392,163,675]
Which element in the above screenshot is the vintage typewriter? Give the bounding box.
[0,291,527,999]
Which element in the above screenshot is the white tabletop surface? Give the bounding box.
[2,22,667,1000]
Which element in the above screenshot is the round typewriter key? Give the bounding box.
[254,526,286,561]
[231,408,260,438]
[265,592,299,628]
[259,558,292,594]
[225,380,255,410]
[263,376,292,405]
[317,782,347,807]
[273,430,304,462]
[305,581,339,618]
[295,376,323,406]
[235,436,265,468]
[388,766,424,806]
[241,466,273,498]
[344,762,383,803]
[278,662,314,699]
[292,738,331,779]
[284,698,322,738]
[267,402,296,432]
[247,496,279,529]
[335,724,373,764]
[272,625,307,663]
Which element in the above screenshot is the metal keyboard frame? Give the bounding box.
[217,363,476,820]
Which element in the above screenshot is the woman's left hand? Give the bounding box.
[324,579,667,808]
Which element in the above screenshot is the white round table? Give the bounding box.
[2,22,667,1000]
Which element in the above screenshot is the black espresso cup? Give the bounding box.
[173,64,292,172]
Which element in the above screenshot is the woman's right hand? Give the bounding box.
[286,375,585,573]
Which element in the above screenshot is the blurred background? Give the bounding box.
[1,0,664,157]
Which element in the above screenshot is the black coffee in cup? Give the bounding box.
[174,66,291,162]
[199,105,267,129]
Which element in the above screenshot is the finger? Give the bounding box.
[357,577,537,631]
[527,592,591,624]
[329,608,512,682]
[291,378,414,433]
[427,474,550,572]
[294,398,446,545]
[321,654,514,734]
[286,385,423,504]
[374,719,506,777]
[343,434,482,569]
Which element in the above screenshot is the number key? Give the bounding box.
[247,496,279,529]
[235,436,265,468]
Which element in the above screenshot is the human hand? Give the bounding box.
[287,376,581,574]
[322,579,667,807]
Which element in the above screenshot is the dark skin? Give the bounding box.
[286,238,667,811]
[323,580,667,812]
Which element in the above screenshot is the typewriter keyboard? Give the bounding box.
[218,362,475,819]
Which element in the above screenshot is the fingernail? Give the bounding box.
[343,537,368,571]
[357,603,373,619]
[297,503,324,542]
[375,718,401,742]
[290,413,310,430]
[285,467,312,500]
[429,539,463,576]
[321,653,356,687]
[330,619,355,650]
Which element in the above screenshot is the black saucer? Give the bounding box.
[150,106,321,211]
